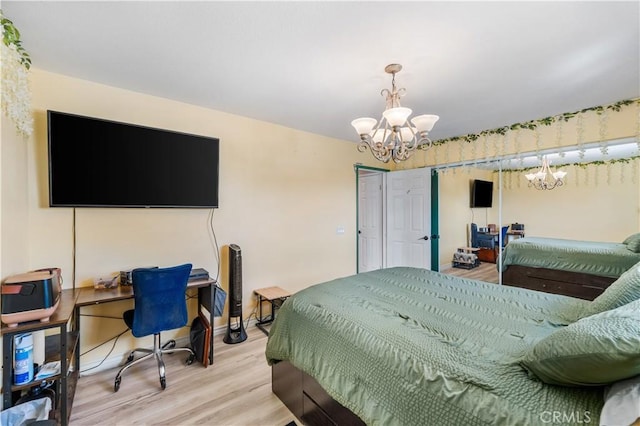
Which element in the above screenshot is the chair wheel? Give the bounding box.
[160,376,166,390]
[126,353,134,363]
[114,377,121,392]
[162,340,176,350]
[186,353,195,365]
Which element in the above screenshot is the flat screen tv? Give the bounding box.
[470,179,493,208]
[48,111,219,208]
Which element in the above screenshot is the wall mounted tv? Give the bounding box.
[48,111,219,208]
[470,179,493,208]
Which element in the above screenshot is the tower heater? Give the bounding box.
[223,244,247,344]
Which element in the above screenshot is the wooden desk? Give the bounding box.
[75,278,217,366]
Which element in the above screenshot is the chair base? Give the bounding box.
[114,333,195,392]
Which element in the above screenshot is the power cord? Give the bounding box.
[208,208,221,283]
[244,304,258,330]
[79,329,129,374]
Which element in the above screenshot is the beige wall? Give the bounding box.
[1,118,30,276]
[3,68,378,370]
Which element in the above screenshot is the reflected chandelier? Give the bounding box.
[525,156,567,190]
[351,64,439,163]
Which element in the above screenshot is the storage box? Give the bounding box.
[1,270,62,327]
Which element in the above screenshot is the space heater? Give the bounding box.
[223,244,247,344]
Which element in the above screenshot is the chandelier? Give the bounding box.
[351,64,439,163]
[524,156,567,190]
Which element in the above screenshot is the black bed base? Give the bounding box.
[502,265,616,300]
[272,360,365,426]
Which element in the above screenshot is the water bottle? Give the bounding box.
[14,332,34,385]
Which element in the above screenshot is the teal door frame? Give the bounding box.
[430,169,439,271]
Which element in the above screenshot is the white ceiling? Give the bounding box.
[4,1,639,143]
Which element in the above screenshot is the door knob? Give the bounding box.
[431,234,440,240]
[420,236,429,240]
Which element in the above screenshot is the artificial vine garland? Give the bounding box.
[1,10,33,137]
[430,98,640,147]
[497,155,640,174]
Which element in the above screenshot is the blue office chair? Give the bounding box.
[470,223,495,249]
[114,264,195,392]
[501,226,509,247]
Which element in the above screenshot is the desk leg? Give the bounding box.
[74,306,81,373]
[2,333,13,409]
[60,322,68,425]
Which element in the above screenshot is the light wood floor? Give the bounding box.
[442,260,500,283]
[70,326,296,425]
[70,263,498,425]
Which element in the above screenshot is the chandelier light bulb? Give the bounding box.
[553,170,567,180]
[399,127,416,142]
[382,107,412,127]
[351,117,377,136]
[411,114,440,132]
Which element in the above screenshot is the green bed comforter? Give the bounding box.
[265,267,603,426]
[500,237,640,277]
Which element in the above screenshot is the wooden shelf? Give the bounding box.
[2,289,79,426]
[7,332,79,393]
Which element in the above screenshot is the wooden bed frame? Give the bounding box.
[502,265,616,300]
[272,360,364,426]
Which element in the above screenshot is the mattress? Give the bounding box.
[500,237,640,277]
[265,267,603,426]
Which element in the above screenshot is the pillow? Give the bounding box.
[520,299,640,386]
[581,260,640,318]
[600,375,640,426]
[623,232,640,246]
[627,236,640,253]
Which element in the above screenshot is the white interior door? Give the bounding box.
[358,173,384,272]
[386,168,431,269]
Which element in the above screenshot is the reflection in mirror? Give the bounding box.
[436,137,639,287]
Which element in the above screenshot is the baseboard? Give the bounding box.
[439,262,453,271]
[79,317,258,376]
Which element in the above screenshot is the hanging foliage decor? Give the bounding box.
[1,10,33,137]
[429,98,639,147]
[428,97,640,188]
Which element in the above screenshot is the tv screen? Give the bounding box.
[48,111,219,208]
[470,179,493,208]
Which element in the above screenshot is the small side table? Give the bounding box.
[254,286,291,335]
[453,247,480,269]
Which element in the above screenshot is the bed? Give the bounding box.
[499,236,640,300]
[265,266,640,426]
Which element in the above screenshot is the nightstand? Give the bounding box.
[254,286,291,335]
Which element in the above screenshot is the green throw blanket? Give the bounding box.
[266,267,603,425]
